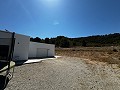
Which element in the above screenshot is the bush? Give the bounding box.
[113,48,118,52]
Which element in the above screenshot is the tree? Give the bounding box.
[30,37,34,41]
[45,38,49,44]
[60,38,71,48]
[82,40,87,47]
[49,38,55,44]
[33,37,41,42]
[55,36,65,47]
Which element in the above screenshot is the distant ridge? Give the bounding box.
[30,33,120,47]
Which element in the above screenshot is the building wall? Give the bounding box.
[0,30,12,38]
[0,31,13,60]
[0,31,12,45]
[0,30,55,60]
[0,30,30,61]
[28,42,55,58]
[13,34,30,60]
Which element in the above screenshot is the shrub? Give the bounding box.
[113,48,118,52]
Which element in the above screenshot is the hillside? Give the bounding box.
[30,33,120,47]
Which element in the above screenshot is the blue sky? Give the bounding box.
[0,0,120,38]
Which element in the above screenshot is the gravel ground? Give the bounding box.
[5,57,120,90]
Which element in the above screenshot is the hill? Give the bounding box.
[30,33,120,47]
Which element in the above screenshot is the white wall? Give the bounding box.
[0,30,12,38]
[13,34,30,60]
[0,31,12,45]
[0,30,30,60]
[0,30,55,60]
[28,42,55,58]
[0,31,13,58]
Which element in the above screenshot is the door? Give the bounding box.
[36,48,48,58]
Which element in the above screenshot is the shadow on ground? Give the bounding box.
[15,60,27,66]
[15,56,55,66]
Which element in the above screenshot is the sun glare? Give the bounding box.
[45,0,59,3]
[40,0,60,7]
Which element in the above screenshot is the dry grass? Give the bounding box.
[56,46,120,67]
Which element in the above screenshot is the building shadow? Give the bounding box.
[0,75,9,90]
[15,56,55,66]
[15,60,27,66]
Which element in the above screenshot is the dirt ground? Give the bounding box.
[56,47,120,67]
[5,56,120,90]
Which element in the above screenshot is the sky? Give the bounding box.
[0,0,120,38]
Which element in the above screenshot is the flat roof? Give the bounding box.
[0,30,12,34]
[0,30,30,37]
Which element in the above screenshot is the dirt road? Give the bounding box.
[5,57,120,90]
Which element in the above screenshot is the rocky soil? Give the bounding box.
[5,56,120,90]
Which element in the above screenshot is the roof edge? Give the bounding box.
[0,30,13,34]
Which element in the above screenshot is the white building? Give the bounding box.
[28,42,55,59]
[0,30,55,61]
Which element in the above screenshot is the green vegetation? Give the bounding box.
[30,33,120,48]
